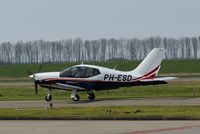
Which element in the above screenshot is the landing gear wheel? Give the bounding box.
[45,94,52,101]
[72,94,80,101]
[88,93,95,101]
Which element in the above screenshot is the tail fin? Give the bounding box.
[132,48,165,77]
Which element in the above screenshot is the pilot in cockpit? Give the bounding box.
[72,68,81,78]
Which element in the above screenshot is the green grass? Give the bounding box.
[1,106,200,120]
[0,60,200,78]
[160,60,200,74]
[0,81,200,100]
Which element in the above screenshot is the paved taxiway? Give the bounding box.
[0,120,200,134]
[0,97,200,108]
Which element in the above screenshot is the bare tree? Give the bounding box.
[0,36,200,64]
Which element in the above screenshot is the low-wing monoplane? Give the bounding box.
[29,48,176,102]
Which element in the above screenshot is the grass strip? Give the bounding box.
[0,106,200,120]
[0,81,200,100]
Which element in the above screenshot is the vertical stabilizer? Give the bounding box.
[132,48,165,77]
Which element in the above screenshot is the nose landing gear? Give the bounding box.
[45,88,52,101]
[45,94,52,101]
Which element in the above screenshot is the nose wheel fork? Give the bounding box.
[45,88,52,101]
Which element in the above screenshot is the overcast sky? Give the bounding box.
[0,0,200,42]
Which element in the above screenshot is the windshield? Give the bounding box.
[60,66,101,78]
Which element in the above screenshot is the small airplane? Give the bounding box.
[29,48,176,102]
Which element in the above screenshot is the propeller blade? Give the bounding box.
[34,82,38,95]
[28,64,43,95]
[27,70,33,75]
[37,64,43,73]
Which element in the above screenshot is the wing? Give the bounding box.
[56,83,87,91]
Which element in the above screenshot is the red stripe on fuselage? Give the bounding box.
[45,78,132,83]
[142,73,156,80]
[132,66,160,81]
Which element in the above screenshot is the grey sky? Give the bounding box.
[0,0,200,42]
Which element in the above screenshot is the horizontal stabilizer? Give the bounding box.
[140,77,178,82]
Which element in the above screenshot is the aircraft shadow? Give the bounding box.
[68,99,102,104]
[67,97,196,104]
[68,98,135,104]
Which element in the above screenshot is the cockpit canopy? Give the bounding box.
[60,66,101,78]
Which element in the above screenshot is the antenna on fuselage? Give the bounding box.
[113,63,118,70]
[81,61,84,65]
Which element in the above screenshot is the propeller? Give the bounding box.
[27,64,43,95]
[27,70,33,76]
[37,64,43,73]
[34,82,38,95]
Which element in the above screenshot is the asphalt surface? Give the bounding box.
[0,97,200,108]
[0,120,200,134]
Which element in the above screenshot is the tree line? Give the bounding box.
[0,36,199,64]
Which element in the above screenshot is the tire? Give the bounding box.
[88,93,95,101]
[45,95,52,101]
[72,94,80,101]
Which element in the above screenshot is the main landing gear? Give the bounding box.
[71,89,80,102]
[87,90,95,101]
[70,89,95,102]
